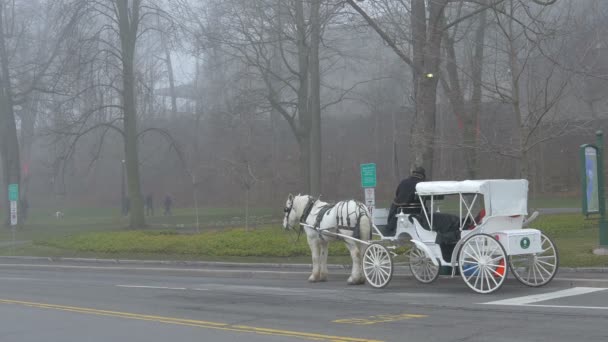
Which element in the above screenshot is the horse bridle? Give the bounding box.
[284,196,315,231]
[283,198,297,231]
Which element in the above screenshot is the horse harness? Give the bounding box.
[300,196,316,226]
[309,201,370,241]
[334,201,370,240]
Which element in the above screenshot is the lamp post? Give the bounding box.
[121,159,126,216]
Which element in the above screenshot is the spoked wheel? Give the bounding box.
[509,233,559,287]
[409,245,440,284]
[458,234,508,294]
[363,243,393,289]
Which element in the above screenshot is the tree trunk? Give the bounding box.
[410,0,446,177]
[160,25,177,117]
[117,0,145,228]
[18,98,37,222]
[414,76,439,176]
[0,2,20,226]
[392,110,400,182]
[309,0,322,197]
[505,1,526,179]
[299,134,311,193]
[295,0,311,193]
[466,11,487,179]
[410,0,426,173]
[443,34,467,178]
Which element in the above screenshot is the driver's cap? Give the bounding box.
[412,166,426,178]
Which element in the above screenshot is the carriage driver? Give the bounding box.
[385,167,426,236]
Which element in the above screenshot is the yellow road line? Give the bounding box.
[333,313,428,325]
[0,299,382,342]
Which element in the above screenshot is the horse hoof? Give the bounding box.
[308,275,319,283]
[347,277,365,285]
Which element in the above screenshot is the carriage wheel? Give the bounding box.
[409,245,439,284]
[363,243,393,289]
[458,234,508,294]
[509,233,559,287]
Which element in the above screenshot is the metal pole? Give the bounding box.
[193,174,200,233]
[121,160,126,215]
[596,131,608,247]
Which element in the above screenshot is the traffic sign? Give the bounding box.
[10,200,17,226]
[360,163,376,188]
[8,183,18,201]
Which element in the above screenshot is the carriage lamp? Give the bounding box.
[425,73,434,78]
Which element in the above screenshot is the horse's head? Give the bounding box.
[283,194,296,230]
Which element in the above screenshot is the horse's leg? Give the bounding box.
[344,239,365,285]
[318,238,329,282]
[306,234,322,282]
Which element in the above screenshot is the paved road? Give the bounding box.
[0,262,607,342]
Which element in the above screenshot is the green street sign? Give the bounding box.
[360,163,376,188]
[8,184,18,201]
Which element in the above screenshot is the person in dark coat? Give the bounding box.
[163,194,173,216]
[385,167,426,236]
[145,194,154,216]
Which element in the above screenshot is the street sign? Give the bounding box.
[8,183,18,201]
[10,201,17,226]
[364,187,375,214]
[360,163,376,188]
[581,131,608,254]
[581,145,600,214]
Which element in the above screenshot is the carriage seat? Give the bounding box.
[409,213,461,245]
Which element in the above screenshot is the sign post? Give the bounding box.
[360,163,376,214]
[8,184,18,226]
[581,131,608,255]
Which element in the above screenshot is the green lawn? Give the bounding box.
[528,196,580,209]
[0,206,277,241]
[1,206,607,268]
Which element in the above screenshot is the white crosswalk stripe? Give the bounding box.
[481,287,608,310]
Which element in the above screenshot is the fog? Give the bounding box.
[0,0,604,226]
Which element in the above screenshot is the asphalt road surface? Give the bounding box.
[0,262,607,342]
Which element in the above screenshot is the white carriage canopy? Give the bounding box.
[415,179,528,217]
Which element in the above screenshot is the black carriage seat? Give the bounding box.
[409,213,461,244]
[397,203,424,215]
[409,212,461,262]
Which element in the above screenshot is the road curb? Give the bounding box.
[0,256,350,269]
[0,256,606,273]
[0,256,607,280]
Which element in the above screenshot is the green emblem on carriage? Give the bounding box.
[520,237,531,249]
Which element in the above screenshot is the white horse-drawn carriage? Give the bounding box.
[283,179,558,294]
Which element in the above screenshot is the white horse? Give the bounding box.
[282,194,372,285]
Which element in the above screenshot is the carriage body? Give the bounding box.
[364,179,559,293]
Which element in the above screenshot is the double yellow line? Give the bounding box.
[0,299,382,342]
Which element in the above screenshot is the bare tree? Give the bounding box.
[46,0,175,228]
[178,0,340,195]
[346,0,559,177]
[0,0,81,225]
[440,7,488,179]
[482,0,574,179]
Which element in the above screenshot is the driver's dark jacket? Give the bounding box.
[385,176,424,235]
